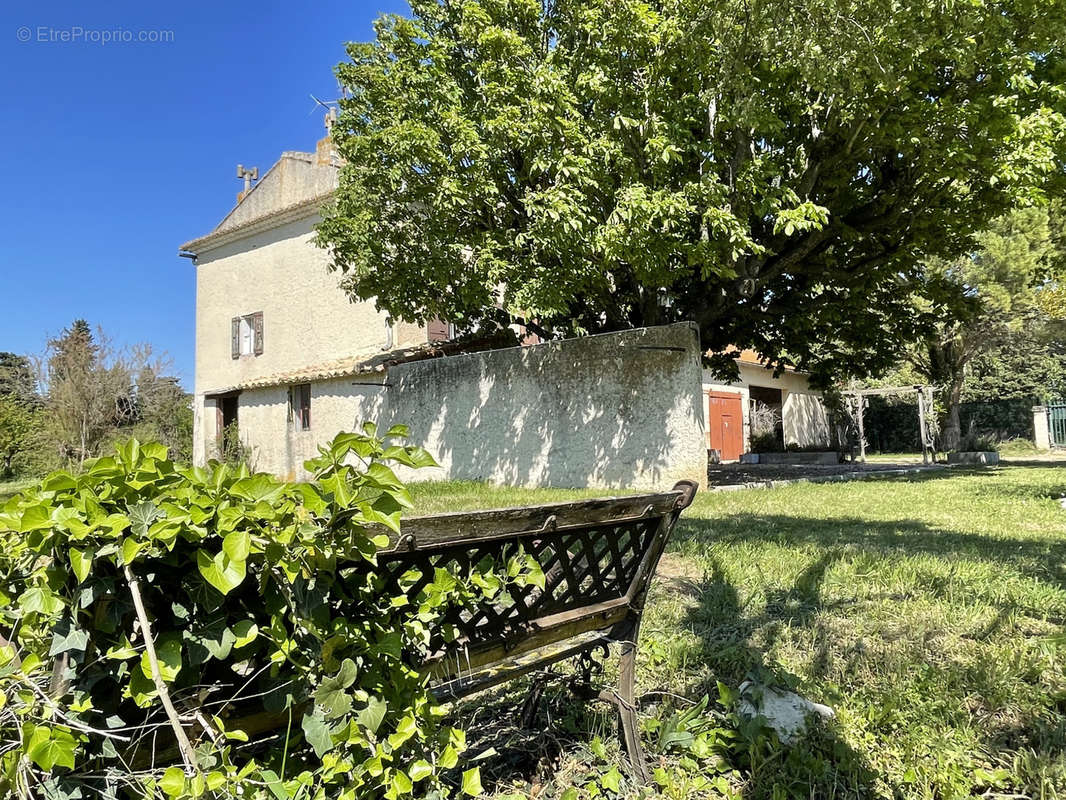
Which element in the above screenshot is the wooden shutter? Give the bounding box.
[253,312,264,355]
[427,318,450,342]
[299,384,311,430]
[231,317,240,359]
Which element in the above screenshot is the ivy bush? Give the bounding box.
[0,425,539,799]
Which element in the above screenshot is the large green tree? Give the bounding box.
[318,0,1066,381]
[41,322,188,466]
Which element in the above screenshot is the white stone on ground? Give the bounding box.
[737,681,835,745]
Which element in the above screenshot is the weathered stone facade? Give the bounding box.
[181,145,425,467]
[181,134,706,489]
[221,324,707,491]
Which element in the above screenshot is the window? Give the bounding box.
[231,312,263,358]
[289,383,311,430]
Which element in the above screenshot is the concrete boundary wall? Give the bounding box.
[228,323,708,491]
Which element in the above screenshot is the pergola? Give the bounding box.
[843,385,937,464]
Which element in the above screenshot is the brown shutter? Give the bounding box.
[253,312,264,355]
[231,317,240,359]
[427,318,450,342]
[299,384,311,430]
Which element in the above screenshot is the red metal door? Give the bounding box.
[707,391,744,461]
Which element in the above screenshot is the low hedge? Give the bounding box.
[0,426,541,799]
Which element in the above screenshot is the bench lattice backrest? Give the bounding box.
[353,481,698,689]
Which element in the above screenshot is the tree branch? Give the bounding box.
[122,564,199,774]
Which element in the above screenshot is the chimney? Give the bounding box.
[236,164,259,202]
[316,108,339,166]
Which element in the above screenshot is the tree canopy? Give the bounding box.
[318,0,1066,381]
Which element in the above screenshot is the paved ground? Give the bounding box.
[705,457,939,487]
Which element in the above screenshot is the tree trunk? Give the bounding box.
[940,377,964,451]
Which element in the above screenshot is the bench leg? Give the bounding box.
[517,672,550,728]
[614,639,652,785]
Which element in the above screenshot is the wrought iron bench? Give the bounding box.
[369,480,699,782]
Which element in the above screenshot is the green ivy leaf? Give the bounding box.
[231,620,258,648]
[19,587,64,616]
[128,501,160,537]
[601,766,622,793]
[223,529,251,563]
[24,724,77,771]
[408,759,433,782]
[301,710,335,757]
[390,769,413,795]
[196,548,247,595]
[357,695,388,735]
[68,548,92,584]
[121,536,145,565]
[230,474,286,504]
[315,658,358,719]
[461,767,484,797]
[159,766,186,797]
[49,619,90,656]
[141,634,182,683]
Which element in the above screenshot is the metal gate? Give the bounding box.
[1049,403,1066,447]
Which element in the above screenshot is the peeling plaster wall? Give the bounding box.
[217,324,707,491]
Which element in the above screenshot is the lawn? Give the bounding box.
[0,477,35,504]
[409,466,1066,799]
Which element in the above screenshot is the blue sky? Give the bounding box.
[0,0,409,389]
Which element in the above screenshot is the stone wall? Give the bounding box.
[219,323,707,491]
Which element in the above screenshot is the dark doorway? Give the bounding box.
[749,385,784,449]
[213,393,240,457]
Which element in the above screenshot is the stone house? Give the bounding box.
[180,126,449,477]
[702,350,831,461]
[182,122,824,480]
[179,125,706,488]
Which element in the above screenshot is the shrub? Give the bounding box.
[0,425,537,799]
[957,431,999,453]
[749,432,781,454]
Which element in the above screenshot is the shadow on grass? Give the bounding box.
[677,554,885,799]
[677,511,1066,599]
[672,512,1066,799]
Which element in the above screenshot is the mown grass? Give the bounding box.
[411,467,1066,799]
[0,477,35,504]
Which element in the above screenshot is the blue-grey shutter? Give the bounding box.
[231,317,240,359]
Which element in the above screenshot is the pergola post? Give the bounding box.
[916,388,930,465]
[856,396,866,462]
[844,385,935,464]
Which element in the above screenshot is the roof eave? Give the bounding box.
[179,192,334,256]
